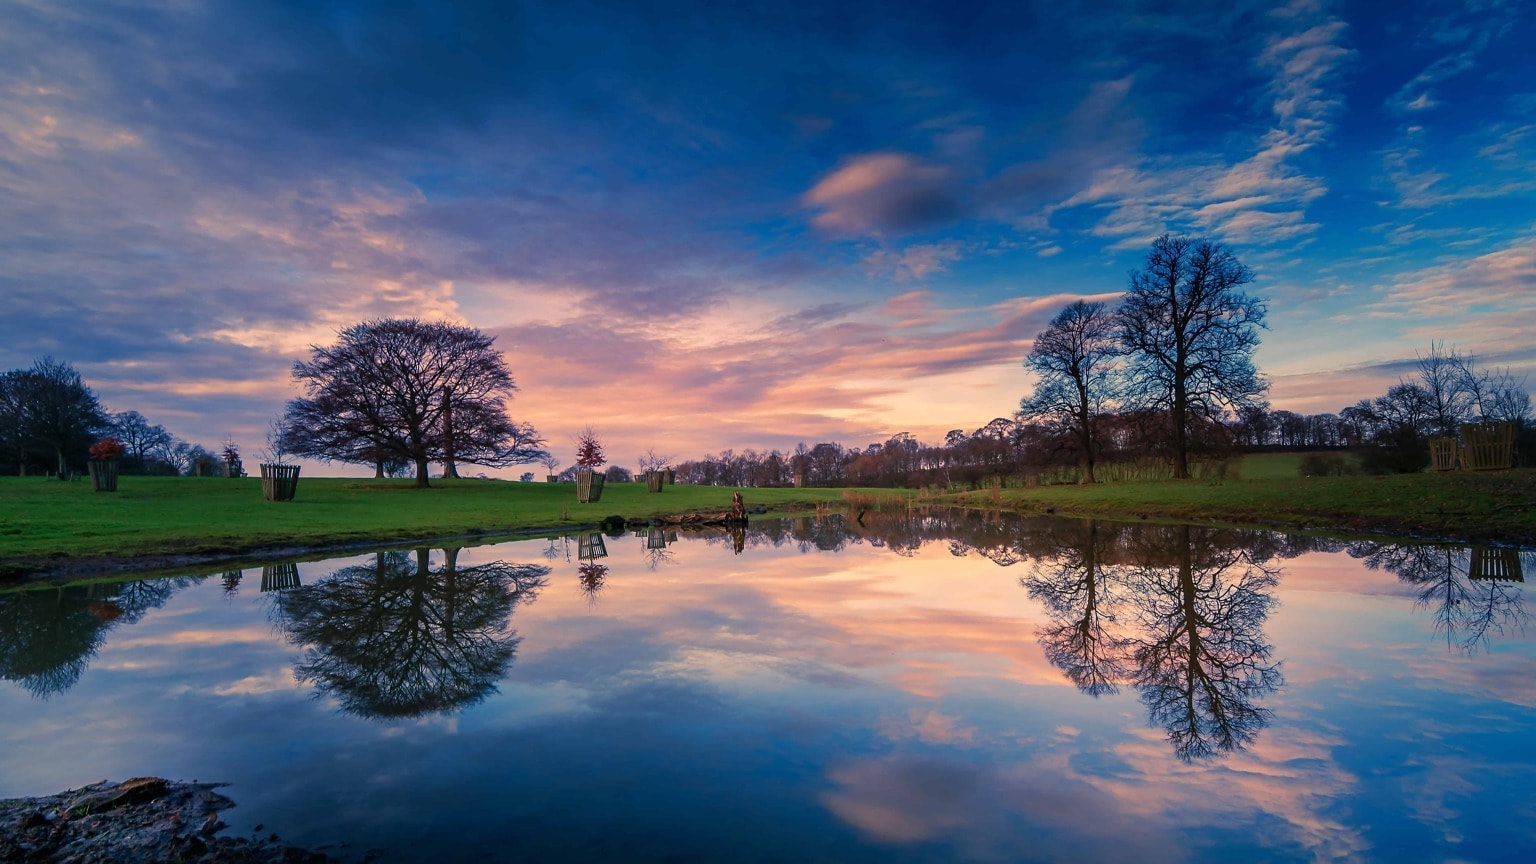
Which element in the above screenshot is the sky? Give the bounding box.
[2,0,1533,474]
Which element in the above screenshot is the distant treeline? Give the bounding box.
[666,343,1531,488]
[1,357,221,478]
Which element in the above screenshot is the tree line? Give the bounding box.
[0,358,224,477]
[7,240,1525,486]
[666,236,1528,488]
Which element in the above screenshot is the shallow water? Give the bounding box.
[2,512,1534,862]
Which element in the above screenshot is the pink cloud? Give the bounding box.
[804,153,961,235]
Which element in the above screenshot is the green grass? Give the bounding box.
[1233,452,1307,480]
[0,475,883,565]
[943,467,1536,545]
[5,463,1533,578]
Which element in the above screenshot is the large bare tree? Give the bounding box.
[4,358,109,478]
[1116,235,1268,478]
[283,319,546,486]
[1018,300,1119,484]
[110,411,172,474]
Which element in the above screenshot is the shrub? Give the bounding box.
[1297,452,1353,477]
[1354,429,1429,475]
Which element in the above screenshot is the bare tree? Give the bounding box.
[283,319,546,487]
[638,447,673,474]
[1018,300,1119,484]
[12,358,109,478]
[1450,349,1530,424]
[0,369,31,475]
[1117,236,1268,478]
[1413,342,1473,436]
[111,411,173,474]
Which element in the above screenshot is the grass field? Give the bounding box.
[4,456,1533,578]
[943,460,1536,546]
[0,475,864,564]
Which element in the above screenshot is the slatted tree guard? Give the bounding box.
[1429,437,1459,472]
[1469,548,1524,582]
[260,463,301,501]
[260,563,302,592]
[645,470,664,493]
[576,469,605,503]
[578,531,608,560]
[1460,422,1515,471]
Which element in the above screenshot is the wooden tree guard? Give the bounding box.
[260,463,300,501]
[260,563,301,592]
[1429,437,1458,471]
[576,469,605,503]
[88,459,119,492]
[645,471,664,493]
[1460,422,1514,471]
[578,531,608,560]
[1469,548,1524,582]
[647,528,667,549]
[663,469,675,485]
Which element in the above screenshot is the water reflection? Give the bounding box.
[271,547,549,719]
[1348,541,1531,653]
[1024,520,1127,696]
[0,577,203,698]
[3,513,1535,861]
[1019,520,1283,760]
[1122,524,1282,762]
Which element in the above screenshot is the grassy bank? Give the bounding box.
[4,463,1533,580]
[942,466,1536,546]
[0,476,858,571]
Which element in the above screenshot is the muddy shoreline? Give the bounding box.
[0,778,347,863]
[3,504,1530,588]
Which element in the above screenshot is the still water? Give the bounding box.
[2,512,1534,862]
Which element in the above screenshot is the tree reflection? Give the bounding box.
[1349,542,1529,653]
[0,577,202,697]
[578,562,608,604]
[273,547,548,719]
[1023,520,1127,696]
[1023,522,1283,761]
[1123,525,1282,762]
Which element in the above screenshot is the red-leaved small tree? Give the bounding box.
[89,437,124,461]
[574,426,606,469]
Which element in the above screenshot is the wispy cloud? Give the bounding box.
[804,152,963,235]
[1060,0,1350,247]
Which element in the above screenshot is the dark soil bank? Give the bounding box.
[0,778,343,863]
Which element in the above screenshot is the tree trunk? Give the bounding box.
[1172,381,1189,479]
[374,458,385,479]
[441,388,459,479]
[56,446,68,480]
[414,455,432,488]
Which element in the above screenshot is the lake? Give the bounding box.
[2,511,1533,862]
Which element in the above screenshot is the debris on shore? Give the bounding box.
[0,777,341,863]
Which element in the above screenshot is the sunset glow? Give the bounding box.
[3,1,1533,472]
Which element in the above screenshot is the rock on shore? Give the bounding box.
[0,777,339,863]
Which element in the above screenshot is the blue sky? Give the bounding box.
[2,0,1532,470]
